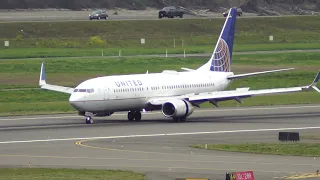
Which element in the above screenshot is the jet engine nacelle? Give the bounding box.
[162,99,194,118]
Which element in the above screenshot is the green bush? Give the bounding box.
[88,36,105,47]
[14,31,24,41]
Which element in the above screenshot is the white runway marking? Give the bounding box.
[0,105,319,121]
[0,126,319,144]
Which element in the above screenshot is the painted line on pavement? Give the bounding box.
[0,126,320,144]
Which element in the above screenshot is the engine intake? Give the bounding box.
[162,99,194,118]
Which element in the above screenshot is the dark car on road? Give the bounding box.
[159,6,184,18]
[223,8,243,17]
[89,9,108,20]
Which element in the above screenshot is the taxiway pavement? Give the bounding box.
[0,105,320,180]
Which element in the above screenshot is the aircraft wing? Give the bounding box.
[40,84,74,94]
[39,62,75,94]
[149,71,320,106]
[227,68,294,79]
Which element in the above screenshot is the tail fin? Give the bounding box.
[197,8,237,72]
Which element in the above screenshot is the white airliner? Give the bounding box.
[39,8,320,124]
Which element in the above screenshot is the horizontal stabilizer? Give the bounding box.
[227,68,294,79]
[312,86,320,92]
[181,67,195,71]
[303,71,320,91]
[162,70,179,75]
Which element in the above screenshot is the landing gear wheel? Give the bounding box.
[173,117,186,122]
[85,116,93,124]
[173,117,180,122]
[128,111,142,121]
[134,111,142,121]
[128,112,134,121]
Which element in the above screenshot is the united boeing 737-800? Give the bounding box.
[39,8,320,124]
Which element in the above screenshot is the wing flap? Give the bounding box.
[188,87,303,101]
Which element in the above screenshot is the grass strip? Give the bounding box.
[301,136,320,140]
[1,16,320,49]
[1,43,320,59]
[1,52,320,74]
[0,168,145,180]
[192,143,320,157]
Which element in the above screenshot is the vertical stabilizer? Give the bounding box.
[197,8,237,72]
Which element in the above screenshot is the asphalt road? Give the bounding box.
[0,10,224,22]
[0,105,320,180]
[0,9,303,22]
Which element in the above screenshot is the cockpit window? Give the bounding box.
[73,89,78,92]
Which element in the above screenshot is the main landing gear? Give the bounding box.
[127,111,142,121]
[173,117,186,122]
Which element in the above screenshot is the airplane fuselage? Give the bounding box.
[69,71,233,113]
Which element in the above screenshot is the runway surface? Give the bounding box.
[0,104,320,180]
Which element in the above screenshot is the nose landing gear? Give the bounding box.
[128,111,142,121]
[85,116,93,124]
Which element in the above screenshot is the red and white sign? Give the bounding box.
[232,171,254,180]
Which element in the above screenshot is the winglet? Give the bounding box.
[39,62,46,86]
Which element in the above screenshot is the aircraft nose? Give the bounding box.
[69,93,86,111]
